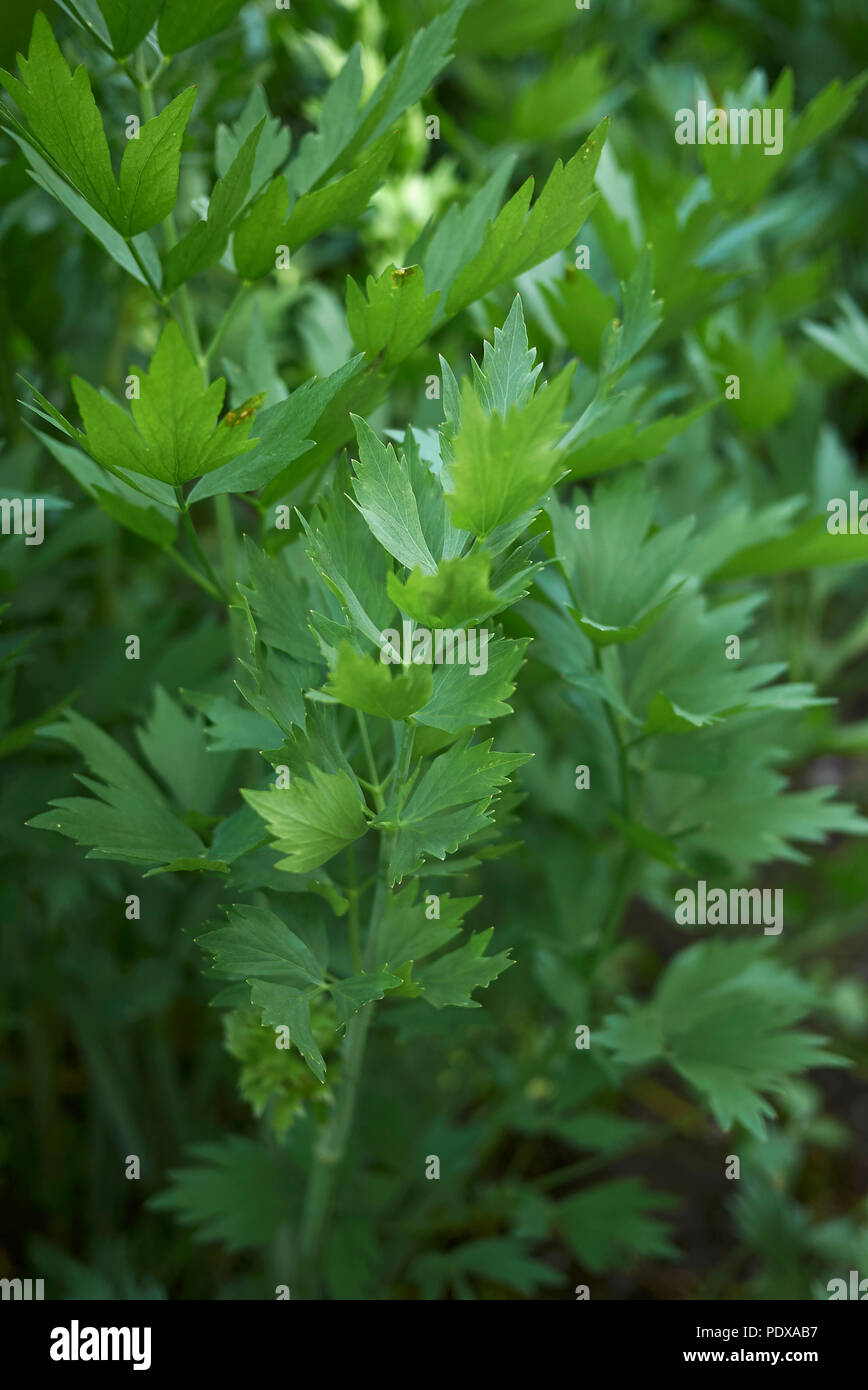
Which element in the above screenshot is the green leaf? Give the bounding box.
[351,415,437,572]
[328,970,402,1028]
[416,926,514,1007]
[414,635,529,734]
[199,903,325,988]
[158,0,247,54]
[555,472,693,644]
[119,87,197,237]
[249,981,327,1082]
[599,247,663,381]
[559,1179,679,1272]
[472,295,541,414]
[563,402,711,480]
[284,131,398,250]
[97,1,164,57]
[232,175,288,281]
[803,295,868,380]
[243,765,368,873]
[149,1137,296,1250]
[347,264,440,367]
[599,942,847,1138]
[323,642,433,721]
[386,552,503,627]
[9,136,153,286]
[216,85,290,191]
[27,709,206,866]
[446,368,572,536]
[712,512,868,578]
[284,47,365,197]
[377,883,480,970]
[1,13,120,224]
[163,119,264,295]
[189,355,363,501]
[419,157,515,318]
[135,686,232,815]
[444,121,607,317]
[71,321,256,486]
[31,427,178,548]
[374,737,529,884]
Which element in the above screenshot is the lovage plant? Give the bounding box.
[3,0,868,1301]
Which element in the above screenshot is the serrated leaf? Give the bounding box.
[119,87,196,237]
[386,552,503,628]
[351,415,437,572]
[445,121,607,317]
[414,635,529,734]
[347,263,440,367]
[285,131,398,250]
[199,903,325,988]
[559,1179,679,1272]
[28,709,205,866]
[1,13,120,225]
[416,927,513,1008]
[71,322,256,486]
[328,970,402,1027]
[249,980,326,1082]
[189,356,363,501]
[374,737,529,884]
[377,882,479,969]
[446,368,572,536]
[599,942,848,1138]
[243,765,368,873]
[149,1137,296,1250]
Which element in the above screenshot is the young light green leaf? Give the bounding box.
[323,642,433,721]
[243,766,369,873]
[446,368,573,536]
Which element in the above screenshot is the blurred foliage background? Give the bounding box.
[1,0,867,1299]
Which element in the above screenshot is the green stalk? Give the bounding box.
[298,724,414,1295]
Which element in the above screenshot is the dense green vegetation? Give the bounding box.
[1,0,867,1300]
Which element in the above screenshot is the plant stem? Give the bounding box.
[298,724,414,1295]
[165,543,223,599]
[204,284,252,367]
